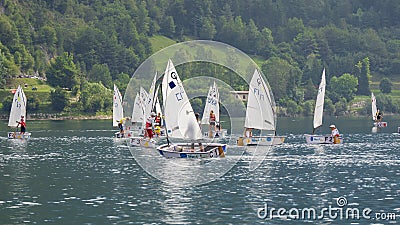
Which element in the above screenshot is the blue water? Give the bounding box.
[0,118,399,224]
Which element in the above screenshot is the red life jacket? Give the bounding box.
[155,116,161,124]
[210,113,216,122]
[146,117,153,129]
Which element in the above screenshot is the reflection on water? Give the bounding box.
[0,119,399,224]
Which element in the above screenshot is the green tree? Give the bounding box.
[0,16,16,46]
[27,93,40,111]
[47,52,80,90]
[262,57,302,101]
[0,50,7,86]
[50,87,69,111]
[334,98,348,116]
[79,82,112,113]
[329,73,358,103]
[356,57,371,95]
[379,77,392,94]
[87,64,112,89]
[324,98,335,116]
[198,17,216,39]
[302,100,314,116]
[2,95,13,112]
[286,99,300,116]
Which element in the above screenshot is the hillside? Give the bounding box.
[1,1,400,117]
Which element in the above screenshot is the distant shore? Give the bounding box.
[0,113,112,121]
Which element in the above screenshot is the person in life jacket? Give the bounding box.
[376,109,383,122]
[329,124,340,144]
[117,118,125,137]
[209,110,216,138]
[145,112,156,139]
[17,116,26,134]
[155,113,162,127]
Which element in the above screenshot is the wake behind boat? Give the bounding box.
[237,69,285,146]
[156,59,226,158]
[304,68,342,144]
[8,85,31,140]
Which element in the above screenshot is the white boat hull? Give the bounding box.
[373,122,387,127]
[203,129,227,139]
[8,132,31,139]
[237,136,285,146]
[157,143,227,158]
[130,137,156,148]
[304,134,343,144]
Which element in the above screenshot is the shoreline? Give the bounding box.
[0,114,112,121]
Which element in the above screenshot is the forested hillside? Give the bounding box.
[1,0,400,116]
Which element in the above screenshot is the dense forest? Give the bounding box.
[1,0,400,116]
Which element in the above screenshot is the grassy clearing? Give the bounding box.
[149,35,177,53]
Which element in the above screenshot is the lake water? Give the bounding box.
[0,117,399,224]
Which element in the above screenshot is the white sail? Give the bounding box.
[140,87,149,126]
[113,84,124,127]
[155,97,162,117]
[313,68,326,130]
[144,73,157,121]
[131,93,143,123]
[201,82,220,125]
[244,69,275,131]
[162,59,202,140]
[371,92,377,121]
[8,85,27,127]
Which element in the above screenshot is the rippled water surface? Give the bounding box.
[0,118,399,224]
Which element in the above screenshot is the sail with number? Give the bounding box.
[313,68,326,130]
[113,84,124,127]
[8,85,27,127]
[162,59,202,140]
[201,82,220,125]
[244,69,275,131]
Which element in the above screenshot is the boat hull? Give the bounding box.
[237,136,285,146]
[373,122,387,127]
[304,134,343,144]
[157,143,227,158]
[7,132,31,139]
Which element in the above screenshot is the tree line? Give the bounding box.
[0,0,399,115]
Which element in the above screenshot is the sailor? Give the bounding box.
[17,116,26,134]
[329,124,340,144]
[209,110,216,138]
[117,118,125,137]
[243,127,253,138]
[376,109,383,122]
[145,112,156,140]
[155,112,162,127]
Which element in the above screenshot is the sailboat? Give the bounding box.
[201,82,227,138]
[304,68,342,144]
[113,84,128,139]
[371,92,387,127]
[156,59,226,158]
[237,69,285,146]
[129,86,157,148]
[8,85,31,139]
